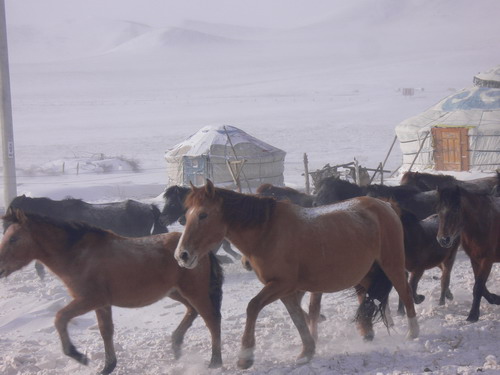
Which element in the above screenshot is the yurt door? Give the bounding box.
[182,155,209,186]
[432,127,469,171]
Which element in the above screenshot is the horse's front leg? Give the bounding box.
[409,269,425,304]
[281,293,316,362]
[54,299,95,366]
[95,306,116,375]
[467,258,493,322]
[238,281,294,369]
[439,249,457,305]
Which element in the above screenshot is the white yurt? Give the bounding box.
[395,65,500,172]
[164,125,286,190]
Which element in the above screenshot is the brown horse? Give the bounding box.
[0,209,223,374]
[436,185,500,322]
[174,180,419,369]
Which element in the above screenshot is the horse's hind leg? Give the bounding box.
[54,299,95,366]
[181,291,222,368]
[281,293,316,363]
[379,265,419,339]
[307,292,322,342]
[468,258,496,322]
[95,306,117,375]
[168,291,199,361]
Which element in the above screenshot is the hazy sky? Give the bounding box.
[6,0,349,29]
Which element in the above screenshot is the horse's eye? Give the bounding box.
[199,212,208,220]
[9,236,17,244]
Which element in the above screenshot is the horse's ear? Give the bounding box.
[189,181,197,191]
[205,179,216,198]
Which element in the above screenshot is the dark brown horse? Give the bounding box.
[174,180,419,369]
[256,183,315,207]
[395,208,459,314]
[401,171,498,194]
[0,209,223,374]
[436,185,500,322]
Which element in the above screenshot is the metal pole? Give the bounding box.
[0,0,17,208]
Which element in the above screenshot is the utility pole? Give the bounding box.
[0,0,17,208]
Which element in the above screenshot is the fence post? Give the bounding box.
[303,153,310,194]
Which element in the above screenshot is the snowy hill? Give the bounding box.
[1,0,500,374]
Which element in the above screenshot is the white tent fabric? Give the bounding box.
[164,125,286,190]
[473,65,500,88]
[395,74,500,171]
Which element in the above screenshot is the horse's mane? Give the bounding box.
[3,208,112,246]
[163,185,190,200]
[438,185,493,210]
[256,184,302,196]
[186,187,276,228]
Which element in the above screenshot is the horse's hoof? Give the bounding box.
[296,351,314,365]
[466,314,479,323]
[237,357,254,369]
[208,357,223,369]
[172,345,182,360]
[414,294,425,304]
[445,290,454,300]
[67,345,89,366]
[363,332,374,342]
[100,359,117,375]
[237,348,254,369]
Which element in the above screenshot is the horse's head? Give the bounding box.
[0,208,38,278]
[160,185,190,226]
[174,180,228,269]
[313,177,341,206]
[436,186,462,248]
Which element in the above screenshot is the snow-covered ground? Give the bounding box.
[1,0,500,374]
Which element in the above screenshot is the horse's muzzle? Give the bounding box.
[175,249,198,269]
[437,236,453,248]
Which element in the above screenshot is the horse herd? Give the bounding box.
[0,171,499,374]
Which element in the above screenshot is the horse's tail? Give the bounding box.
[355,262,392,329]
[208,252,224,317]
[151,204,168,234]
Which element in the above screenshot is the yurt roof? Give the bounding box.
[473,65,500,88]
[165,125,285,159]
[396,86,500,139]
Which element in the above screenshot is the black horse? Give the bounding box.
[160,186,241,262]
[400,171,499,194]
[255,184,315,207]
[4,195,168,278]
[314,176,436,220]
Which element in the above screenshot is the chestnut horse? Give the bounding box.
[174,180,419,369]
[436,185,500,322]
[0,209,223,374]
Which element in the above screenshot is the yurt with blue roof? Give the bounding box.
[395,65,500,172]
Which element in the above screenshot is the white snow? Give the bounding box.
[1,0,500,374]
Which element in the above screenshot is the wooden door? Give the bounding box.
[432,127,469,171]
